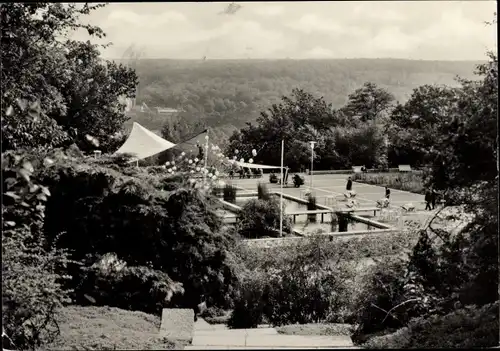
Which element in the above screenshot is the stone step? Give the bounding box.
[185,346,360,350]
[159,308,194,343]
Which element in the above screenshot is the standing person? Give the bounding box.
[425,189,432,210]
[385,186,391,199]
[431,189,438,210]
[346,177,353,191]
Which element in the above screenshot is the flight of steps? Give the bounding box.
[183,318,358,350]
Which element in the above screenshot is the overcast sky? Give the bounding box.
[74,1,497,60]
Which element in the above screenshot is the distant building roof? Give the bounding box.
[155,107,183,113]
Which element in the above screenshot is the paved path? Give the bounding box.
[184,319,356,350]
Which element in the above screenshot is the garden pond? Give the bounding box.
[221,194,389,234]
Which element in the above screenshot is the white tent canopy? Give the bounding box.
[233,160,285,170]
[114,122,176,161]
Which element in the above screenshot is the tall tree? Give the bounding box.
[386,85,460,167]
[1,3,138,153]
[409,51,498,310]
[340,82,395,124]
[226,89,339,170]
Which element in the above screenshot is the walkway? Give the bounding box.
[184,319,357,350]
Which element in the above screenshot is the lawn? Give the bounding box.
[41,306,187,350]
[352,172,425,194]
[276,323,353,336]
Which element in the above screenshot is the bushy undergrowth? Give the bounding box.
[2,151,75,351]
[257,182,271,200]
[351,257,417,341]
[229,236,357,328]
[3,149,242,323]
[353,210,498,346]
[239,230,419,271]
[38,156,241,311]
[237,197,292,238]
[74,253,185,316]
[352,172,425,194]
[364,301,499,349]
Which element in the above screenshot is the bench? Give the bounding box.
[398,164,412,172]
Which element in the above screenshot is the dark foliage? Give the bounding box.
[237,198,292,238]
[74,253,184,316]
[257,182,271,200]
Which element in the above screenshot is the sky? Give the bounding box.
[72,1,497,60]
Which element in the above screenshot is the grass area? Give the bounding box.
[41,306,187,350]
[276,323,354,336]
[352,172,425,194]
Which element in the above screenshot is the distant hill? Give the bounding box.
[124,58,482,133]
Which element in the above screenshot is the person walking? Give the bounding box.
[346,177,353,191]
[425,189,432,210]
[385,186,391,199]
[431,189,438,210]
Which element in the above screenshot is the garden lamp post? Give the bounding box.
[309,141,316,188]
[279,139,284,237]
[203,130,209,185]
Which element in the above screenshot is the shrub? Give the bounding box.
[231,236,355,328]
[223,183,237,203]
[73,253,185,316]
[363,327,411,349]
[25,153,240,312]
[200,306,227,319]
[257,182,270,200]
[406,301,499,348]
[351,256,412,341]
[2,151,74,351]
[228,272,270,329]
[237,198,292,238]
[269,173,278,183]
[265,262,353,326]
[364,302,499,349]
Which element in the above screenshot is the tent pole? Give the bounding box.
[280,139,284,237]
[203,129,209,185]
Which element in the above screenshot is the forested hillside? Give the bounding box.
[126,58,481,133]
